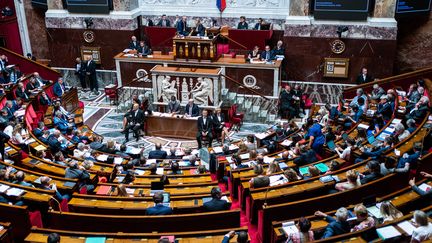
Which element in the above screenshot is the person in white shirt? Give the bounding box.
[394,123,410,142]
[411,210,432,242]
[3,121,13,137]
[73,143,89,159]
[335,139,354,161]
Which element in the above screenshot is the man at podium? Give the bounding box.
[177,16,189,36]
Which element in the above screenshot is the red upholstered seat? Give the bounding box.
[228,105,244,128]
[60,198,69,212]
[28,211,43,228]
[217,44,230,56]
[104,86,119,105]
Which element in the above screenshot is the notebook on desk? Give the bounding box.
[327,140,336,151]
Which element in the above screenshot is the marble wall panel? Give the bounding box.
[47,0,63,10]
[373,0,396,18]
[24,0,49,59]
[45,17,138,30]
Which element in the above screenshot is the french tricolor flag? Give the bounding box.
[217,0,226,12]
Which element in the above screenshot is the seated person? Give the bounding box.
[370,84,386,101]
[203,187,230,211]
[26,77,39,94]
[351,204,375,232]
[73,143,89,159]
[406,96,429,122]
[394,123,410,142]
[222,231,248,243]
[128,35,139,50]
[54,151,68,166]
[166,147,179,159]
[411,210,432,242]
[248,46,261,60]
[123,103,144,142]
[266,161,281,175]
[335,139,354,161]
[375,95,393,123]
[196,109,213,149]
[193,19,205,36]
[284,217,314,242]
[185,99,199,117]
[53,110,74,134]
[392,142,422,173]
[254,18,265,30]
[380,201,403,223]
[284,168,301,182]
[314,207,350,239]
[260,45,274,62]
[409,171,432,198]
[359,160,383,184]
[36,150,52,162]
[212,107,231,144]
[148,143,167,159]
[303,165,321,180]
[167,96,180,114]
[39,91,52,106]
[148,163,157,175]
[33,72,51,87]
[176,16,189,36]
[273,40,285,57]
[335,170,360,191]
[293,145,317,166]
[169,161,182,175]
[39,176,70,201]
[237,16,248,29]
[137,41,152,56]
[39,130,50,144]
[249,164,270,188]
[10,124,27,148]
[146,191,173,215]
[13,171,34,187]
[356,137,392,163]
[406,84,421,106]
[122,171,136,184]
[349,88,368,113]
[15,82,29,101]
[157,14,171,27]
[53,78,66,97]
[406,119,417,134]
[344,103,363,129]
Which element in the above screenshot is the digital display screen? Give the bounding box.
[66,0,111,14]
[31,0,48,9]
[314,0,370,20]
[396,0,431,14]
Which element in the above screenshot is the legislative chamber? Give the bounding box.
[1,0,432,242]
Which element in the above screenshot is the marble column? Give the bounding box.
[113,0,139,11]
[373,0,397,18]
[47,0,64,10]
[289,0,309,16]
[14,0,31,55]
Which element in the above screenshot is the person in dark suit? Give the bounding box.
[194,19,205,36]
[39,91,52,106]
[293,147,318,166]
[26,53,37,61]
[146,192,173,215]
[279,85,296,119]
[0,55,9,83]
[167,96,180,114]
[33,72,50,88]
[176,16,189,36]
[53,77,66,97]
[273,40,285,57]
[203,187,231,211]
[315,208,351,239]
[406,96,429,122]
[185,99,199,117]
[196,109,213,148]
[48,130,64,154]
[254,18,264,30]
[237,16,248,29]
[261,45,274,62]
[15,82,29,101]
[148,143,167,159]
[128,36,139,50]
[26,77,39,94]
[124,103,145,142]
[221,231,249,243]
[0,127,10,160]
[32,121,45,138]
[53,111,71,133]
[360,160,383,184]
[75,57,87,90]
[138,41,152,56]
[157,14,171,27]
[356,67,373,84]
[409,171,432,199]
[375,95,393,122]
[85,56,98,95]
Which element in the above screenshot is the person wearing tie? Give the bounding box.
[176,16,189,36]
[157,14,171,27]
[185,99,199,117]
[39,91,52,106]
[53,77,66,97]
[15,82,29,101]
[194,19,205,37]
[85,56,99,95]
[138,41,152,56]
[356,67,373,85]
[0,55,8,82]
[75,58,87,90]
[261,45,274,62]
[128,36,139,50]
[124,103,145,142]
[33,72,50,88]
[196,109,213,148]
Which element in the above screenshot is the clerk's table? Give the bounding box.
[146,112,198,139]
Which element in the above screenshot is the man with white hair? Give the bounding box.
[184,99,199,117]
[73,143,89,159]
[315,207,351,239]
[406,96,430,122]
[128,36,139,50]
[370,84,385,101]
[273,40,285,57]
[394,123,410,141]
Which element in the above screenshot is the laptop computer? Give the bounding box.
[327,140,336,151]
[367,136,376,145]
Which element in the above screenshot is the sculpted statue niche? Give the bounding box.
[191,77,213,105]
[158,75,177,102]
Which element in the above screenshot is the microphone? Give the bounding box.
[263,176,286,207]
[49,196,62,214]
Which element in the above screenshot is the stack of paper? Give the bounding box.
[6,188,24,197]
[0,184,10,193]
[263,156,275,164]
[125,188,135,194]
[239,153,250,160]
[366,205,382,219]
[397,221,416,235]
[156,168,164,175]
[213,146,223,153]
[282,221,299,235]
[376,226,401,240]
[114,157,123,165]
[418,183,431,192]
[146,159,157,165]
[96,154,108,161]
[280,140,293,147]
[135,169,145,175]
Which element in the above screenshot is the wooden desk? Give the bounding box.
[146,115,198,139]
[173,36,217,61]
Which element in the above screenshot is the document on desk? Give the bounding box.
[255,132,270,140]
[96,154,108,161]
[6,188,24,197]
[156,168,164,175]
[263,156,275,164]
[358,123,370,130]
[0,184,10,193]
[114,157,123,165]
[280,139,293,147]
[239,153,250,160]
[418,183,432,192]
[397,220,416,235]
[282,221,299,235]
[213,146,223,154]
[85,237,106,243]
[376,225,401,240]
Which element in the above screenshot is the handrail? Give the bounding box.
[221,74,271,100]
[344,66,432,94]
[0,47,60,74]
[219,35,248,50]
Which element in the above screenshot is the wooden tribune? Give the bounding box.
[146,115,198,139]
[173,36,217,61]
